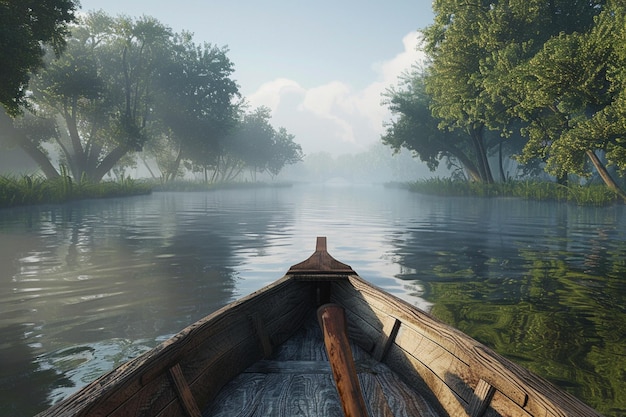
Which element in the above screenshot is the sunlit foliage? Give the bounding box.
[383,0,626,200]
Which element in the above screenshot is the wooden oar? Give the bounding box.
[318,304,369,417]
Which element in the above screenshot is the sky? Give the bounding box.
[78,0,434,156]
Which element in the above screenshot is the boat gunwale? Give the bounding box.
[334,274,604,417]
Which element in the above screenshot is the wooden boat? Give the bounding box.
[37,237,603,417]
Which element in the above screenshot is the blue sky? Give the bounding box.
[78,0,434,155]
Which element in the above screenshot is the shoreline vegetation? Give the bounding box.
[0,175,623,209]
[395,178,624,206]
[0,175,152,209]
[0,175,294,209]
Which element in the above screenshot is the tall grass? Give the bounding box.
[0,174,152,209]
[406,178,622,206]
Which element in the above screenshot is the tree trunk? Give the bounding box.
[93,145,130,182]
[442,142,482,182]
[469,123,493,183]
[586,150,626,201]
[0,110,60,179]
[498,140,506,182]
[59,100,90,181]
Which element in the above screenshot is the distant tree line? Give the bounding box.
[0,4,302,183]
[383,0,626,198]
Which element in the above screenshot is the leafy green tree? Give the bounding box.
[510,1,626,198]
[219,107,302,181]
[382,69,484,181]
[231,107,280,180]
[266,127,303,178]
[0,0,77,116]
[152,33,241,182]
[421,0,605,183]
[11,12,175,182]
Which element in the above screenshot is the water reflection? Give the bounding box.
[387,197,626,414]
[0,187,624,416]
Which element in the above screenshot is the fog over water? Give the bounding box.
[0,185,624,416]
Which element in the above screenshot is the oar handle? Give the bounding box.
[318,304,369,417]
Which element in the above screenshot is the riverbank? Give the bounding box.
[0,175,152,209]
[392,178,624,206]
[0,176,298,209]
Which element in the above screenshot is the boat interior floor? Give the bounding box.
[203,309,443,417]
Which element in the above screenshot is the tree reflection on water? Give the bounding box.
[392,206,626,415]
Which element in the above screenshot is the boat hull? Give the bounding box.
[37,239,603,417]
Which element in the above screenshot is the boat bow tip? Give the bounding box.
[288,237,354,275]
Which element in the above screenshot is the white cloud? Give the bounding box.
[300,82,355,144]
[247,78,304,113]
[246,31,426,156]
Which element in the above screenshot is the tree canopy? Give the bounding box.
[383,0,626,196]
[2,10,300,183]
[0,0,77,116]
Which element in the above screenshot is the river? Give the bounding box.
[0,184,624,416]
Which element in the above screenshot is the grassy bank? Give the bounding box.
[0,175,152,209]
[400,178,623,206]
[152,180,294,192]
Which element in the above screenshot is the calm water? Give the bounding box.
[0,185,624,416]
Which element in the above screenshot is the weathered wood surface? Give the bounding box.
[331,275,604,417]
[288,237,355,275]
[204,312,441,417]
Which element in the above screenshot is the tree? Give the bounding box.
[10,12,175,182]
[421,0,496,183]
[510,1,626,197]
[266,127,303,178]
[421,0,606,183]
[0,0,77,116]
[152,34,241,182]
[382,69,484,181]
[220,107,302,182]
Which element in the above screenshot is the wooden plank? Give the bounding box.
[384,342,471,417]
[488,391,533,417]
[372,316,401,362]
[188,294,312,409]
[106,371,177,417]
[358,373,394,417]
[370,371,442,417]
[250,314,273,358]
[202,373,269,417]
[246,360,333,374]
[244,359,392,376]
[207,372,344,417]
[468,379,496,417]
[168,364,201,417]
